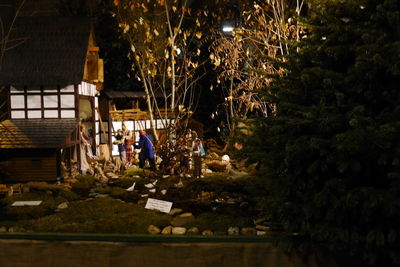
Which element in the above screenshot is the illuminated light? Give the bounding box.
[222,26,234,33]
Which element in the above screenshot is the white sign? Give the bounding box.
[145,198,173,213]
[11,201,42,207]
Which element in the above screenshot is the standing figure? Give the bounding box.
[134,130,156,170]
[192,138,205,178]
[122,124,133,167]
[113,129,126,165]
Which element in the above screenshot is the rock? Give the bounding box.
[227,227,240,236]
[187,227,199,235]
[168,208,183,216]
[202,230,213,236]
[204,169,213,174]
[171,213,195,227]
[161,226,173,235]
[257,231,267,236]
[147,225,161,235]
[241,227,256,235]
[255,225,271,231]
[57,202,68,210]
[0,227,7,232]
[172,227,187,235]
[160,189,167,195]
[149,188,156,193]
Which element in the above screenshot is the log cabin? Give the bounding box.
[0,16,103,182]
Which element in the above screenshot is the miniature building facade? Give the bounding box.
[0,16,103,181]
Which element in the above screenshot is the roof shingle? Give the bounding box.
[0,119,79,149]
[0,16,91,86]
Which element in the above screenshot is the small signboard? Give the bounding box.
[11,201,42,207]
[145,198,173,213]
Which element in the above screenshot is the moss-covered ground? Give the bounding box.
[0,169,271,234]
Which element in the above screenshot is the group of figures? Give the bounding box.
[113,124,156,170]
[179,129,206,179]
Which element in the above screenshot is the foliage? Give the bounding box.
[241,0,400,265]
[28,197,143,233]
[0,192,60,220]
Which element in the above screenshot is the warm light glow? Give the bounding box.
[222,25,234,33]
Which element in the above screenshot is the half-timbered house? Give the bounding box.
[0,16,103,181]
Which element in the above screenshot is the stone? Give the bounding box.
[171,213,195,227]
[202,230,213,236]
[161,226,173,235]
[257,231,267,236]
[0,227,7,232]
[160,189,167,195]
[172,227,187,235]
[227,227,240,236]
[168,208,183,216]
[57,202,68,210]
[204,169,213,174]
[147,225,161,235]
[187,227,199,235]
[241,227,257,236]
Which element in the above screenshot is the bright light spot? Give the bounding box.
[176,48,181,55]
[222,26,234,33]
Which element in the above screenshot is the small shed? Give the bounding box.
[0,119,79,181]
[0,16,103,181]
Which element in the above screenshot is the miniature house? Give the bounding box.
[0,16,103,181]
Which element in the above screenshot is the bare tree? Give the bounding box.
[114,0,206,143]
[209,0,304,132]
[0,0,26,121]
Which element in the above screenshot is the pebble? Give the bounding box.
[147,225,161,235]
[172,227,187,235]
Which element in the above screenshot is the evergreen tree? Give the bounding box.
[242,0,400,265]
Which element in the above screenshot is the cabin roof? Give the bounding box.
[0,16,91,86]
[103,90,164,99]
[0,119,79,149]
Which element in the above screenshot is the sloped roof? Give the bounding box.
[103,90,164,99]
[0,16,91,86]
[0,119,79,149]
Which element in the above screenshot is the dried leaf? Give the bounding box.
[196,18,200,27]
[196,48,201,56]
[113,0,119,6]
[172,6,177,12]
[195,32,202,39]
